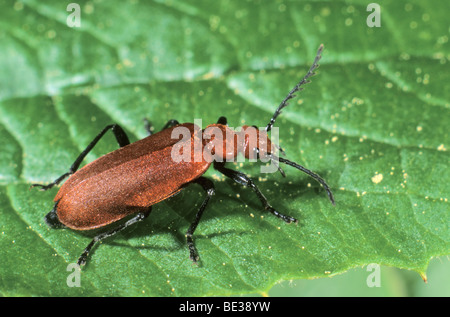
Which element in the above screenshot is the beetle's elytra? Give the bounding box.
[32,44,334,266]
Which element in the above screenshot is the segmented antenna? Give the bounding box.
[278,157,335,205]
[265,44,324,132]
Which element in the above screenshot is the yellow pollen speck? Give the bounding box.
[371,173,383,184]
[46,30,56,39]
[437,144,446,151]
[14,2,24,10]
[202,72,215,80]
[123,58,134,67]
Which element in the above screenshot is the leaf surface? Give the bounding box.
[0,0,448,296]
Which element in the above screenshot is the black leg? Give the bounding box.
[161,119,179,131]
[77,208,152,266]
[143,118,154,136]
[31,124,131,191]
[186,177,215,264]
[143,119,179,136]
[217,116,227,125]
[214,162,297,223]
[44,201,66,229]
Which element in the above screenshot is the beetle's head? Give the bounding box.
[240,125,275,160]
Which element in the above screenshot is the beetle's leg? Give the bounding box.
[217,116,227,125]
[77,208,152,266]
[143,119,179,136]
[44,201,66,229]
[161,119,180,131]
[213,162,297,223]
[31,124,130,191]
[186,176,215,264]
[143,118,154,136]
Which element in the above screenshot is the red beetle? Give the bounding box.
[32,44,334,266]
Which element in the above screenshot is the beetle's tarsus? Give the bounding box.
[214,162,298,224]
[266,206,297,224]
[190,252,200,265]
[30,183,54,191]
[187,235,200,264]
[77,255,87,266]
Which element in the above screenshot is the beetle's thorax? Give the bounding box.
[202,124,273,162]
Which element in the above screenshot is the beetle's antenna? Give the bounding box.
[270,155,286,177]
[266,44,324,132]
[277,156,335,205]
[273,143,286,156]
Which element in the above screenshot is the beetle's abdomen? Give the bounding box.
[54,123,210,230]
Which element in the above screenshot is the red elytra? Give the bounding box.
[53,123,273,230]
[32,44,334,266]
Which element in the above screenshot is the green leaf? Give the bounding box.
[0,0,448,296]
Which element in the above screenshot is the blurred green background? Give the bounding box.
[268,258,449,297]
[0,0,448,296]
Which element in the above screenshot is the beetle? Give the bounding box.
[32,44,334,266]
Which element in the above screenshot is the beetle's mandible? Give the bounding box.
[32,44,334,267]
